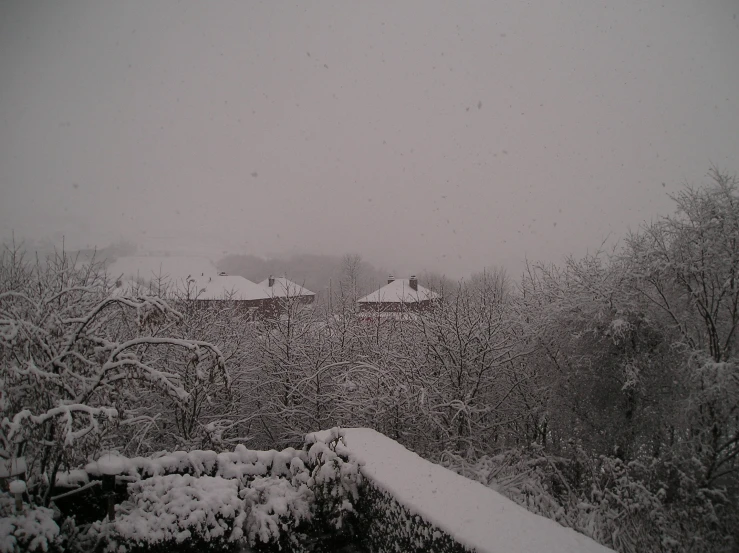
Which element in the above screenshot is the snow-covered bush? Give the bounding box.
[241,475,314,546]
[0,492,63,553]
[111,474,246,546]
[87,471,314,551]
[74,429,361,552]
[304,428,362,532]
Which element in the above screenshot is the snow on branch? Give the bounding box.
[4,404,118,446]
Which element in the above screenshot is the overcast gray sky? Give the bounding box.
[1,0,738,278]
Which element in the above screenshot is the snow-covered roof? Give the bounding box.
[259,277,315,298]
[334,428,613,553]
[357,279,440,303]
[192,275,271,301]
[108,256,270,301]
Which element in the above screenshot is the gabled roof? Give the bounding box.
[192,275,271,301]
[108,256,270,301]
[357,279,440,303]
[258,277,315,298]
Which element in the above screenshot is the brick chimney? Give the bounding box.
[409,275,418,291]
[268,275,275,287]
[388,274,395,285]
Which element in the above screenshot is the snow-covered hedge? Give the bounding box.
[355,481,472,553]
[114,475,249,545]
[49,446,315,528]
[79,445,307,482]
[83,429,362,552]
[304,427,363,532]
[241,475,314,545]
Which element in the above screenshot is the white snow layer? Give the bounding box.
[97,453,128,475]
[338,428,614,553]
[356,279,440,303]
[115,474,245,544]
[83,446,305,481]
[8,481,26,494]
[259,277,315,298]
[0,495,60,553]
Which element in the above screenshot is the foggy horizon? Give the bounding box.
[1,1,738,279]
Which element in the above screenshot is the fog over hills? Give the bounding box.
[3,1,738,279]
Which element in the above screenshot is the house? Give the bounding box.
[259,276,316,304]
[257,275,316,319]
[107,256,274,317]
[357,275,440,316]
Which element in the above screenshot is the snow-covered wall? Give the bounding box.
[339,428,614,553]
[357,481,473,553]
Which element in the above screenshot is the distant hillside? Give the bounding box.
[217,253,390,298]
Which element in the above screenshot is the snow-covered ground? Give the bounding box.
[339,428,614,553]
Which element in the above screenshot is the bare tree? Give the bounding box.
[623,167,739,486]
[0,246,225,504]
